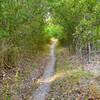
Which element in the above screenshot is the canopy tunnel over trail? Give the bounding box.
[44,24,64,40]
[0,0,100,99]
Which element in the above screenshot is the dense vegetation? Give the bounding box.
[0,0,100,70]
[0,0,47,71]
[0,0,100,99]
[48,0,100,60]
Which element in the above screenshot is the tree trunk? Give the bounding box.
[88,42,91,63]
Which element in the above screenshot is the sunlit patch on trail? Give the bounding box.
[37,68,89,84]
[51,38,58,43]
[37,72,65,84]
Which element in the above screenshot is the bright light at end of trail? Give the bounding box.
[51,38,58,43]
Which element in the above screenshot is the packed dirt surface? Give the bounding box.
[29,41,57,100]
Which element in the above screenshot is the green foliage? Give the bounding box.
[47,0,100,51]
[0,0,99,70]
[32,64,37,69]
[0,0,49,71]
[44,25,64,39]
[73,0,100,50]
[0,28,9,38]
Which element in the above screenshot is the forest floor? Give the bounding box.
[11,52,50,100]
[47,47,100,100]
[0,44,100,100]
[0,46,50,100]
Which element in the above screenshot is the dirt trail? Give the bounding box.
[29,41,57,100]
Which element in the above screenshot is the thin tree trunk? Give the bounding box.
[88,42,91,63]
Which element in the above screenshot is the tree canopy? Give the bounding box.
[0,0,100,69]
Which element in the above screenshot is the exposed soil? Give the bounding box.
[29,42,57,100]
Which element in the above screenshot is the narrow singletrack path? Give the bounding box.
[30,41,57,100]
